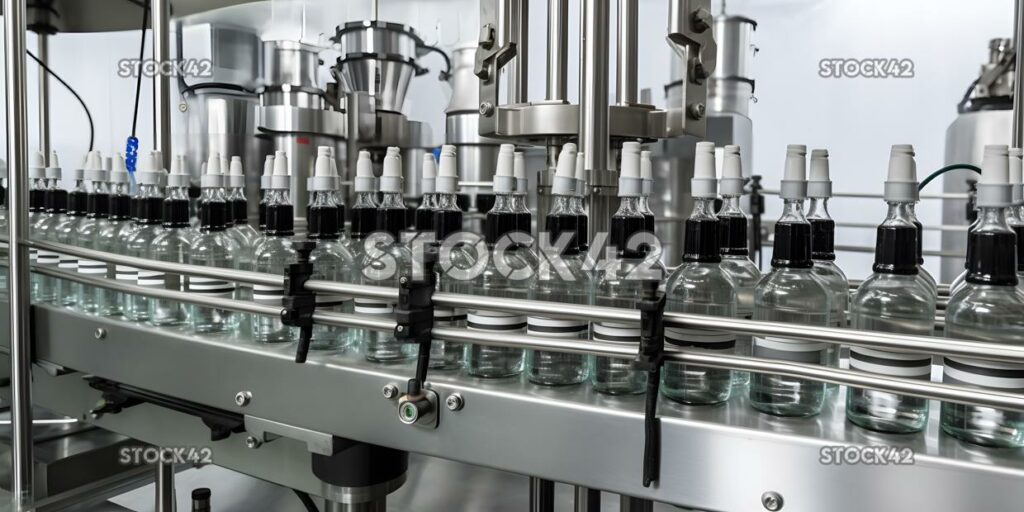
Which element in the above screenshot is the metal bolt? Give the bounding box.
[761,491,784,511]
[382,383,400,400]
[445,393,464,411]
[93,328,106,340]
[400,276,408,285]
[687,102,706,120]
[479,102,495,117]
[396,325,405,333]
[692,7,713,32]
[177,102,188,113]
[234,391,252,407]
[245,436,262,449]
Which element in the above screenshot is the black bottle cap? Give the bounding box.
[232,200,248,225]
[770,221,813,268]
[965,230,1018,286]
[265,203,295,236]
[163,199,190,227]
[683,217,721,263]
[199,200,228,230]
[86,193,110,218]
[718,214,749,256]
[1015,225,1024,272]
[435,209,463,241]
[138,197,164,224]
[308,205,340,239]
[110,194,132,220]
[610,214,645,259]
[545,213,580,255]
[872,224,919,275]
[29,189,46,212]
[912,220,924,265]
[378,206,408,239]
[485,211,519,245]
[349,205,376,240]
[809,218,836,261]
[68,191,88,216]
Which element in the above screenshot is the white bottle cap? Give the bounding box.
[45,150,62,180]
[227,156,245,188]
[354,150,376,193]
[437,145,458,194]
[84,150,110,183]
[110,153,130,184]
[103,156,112,172]
[202,153,224,188]
[308,151,339,191]
[574,151,586,197]
[978,144,1012,207]
[493,144,516,194]
[551,143,578,196]
[807,148,832,199]
[692,141,717,199]
[270,150,291,189]
[380,146,404,193]
[513,152,527,195]
[780,145,808,200]
[167,154,190,188]
[421,154,437,195]
[261,154,275,190]
[135,151,163,185]
[640,150,654,197]
[1009,147,1023,204]
[29,150,46,179]
[883,144,918,203]
[721,145,744,197]
[618,142,642,197]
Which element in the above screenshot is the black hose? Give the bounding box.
[131,0,149,138]
[419,44,452,81]
[293,489,320,512]
[26,50,94,151]
[918,164,982,191]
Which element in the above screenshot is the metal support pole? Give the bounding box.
[506,0,529,104]
[37,33,50,155]
[574,487,601,512]
[616,0,638,105]
[580,0,613,237]
[620,495,653,512]
[529,477,555,512]
[4,0,35,509]
[546,0,568,101]
[152,0,172,167]
[1014,0,1024,147]
[156,461,175,511]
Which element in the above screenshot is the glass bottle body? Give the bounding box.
[252,236,298,343]
[719,253,760,386]
[309,238,355,351]
[74,211,116,315]
[124,223,162,321]
[465,242,536,378]
[591,257,660,394]
[188,230,241,334]
[146,228,192,326]
[354,236,416,362]
[527,248,592,386]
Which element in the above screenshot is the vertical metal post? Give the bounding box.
[371,0,379,20]
[546,0,568,101]
[1013,0,1024,147]
[616,0,638,105]
[529,477,555,512]
[4,0,35,509]
[506,0,529,104]
[580,0,613,237]
[574,486,601,512]
[156,461,176,511]
[619,495,654,512]
[152,0,172,168]
[37,34,50,155]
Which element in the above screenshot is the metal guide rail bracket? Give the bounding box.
[393,249,440,429]
[633,280,667,488]
[284,241,317,364]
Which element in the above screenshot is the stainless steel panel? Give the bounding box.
[261,40,321,91]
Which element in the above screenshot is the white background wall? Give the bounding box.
[0,0,1015,279]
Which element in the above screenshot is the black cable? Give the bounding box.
[26,50,94,151]
[121,0,147,8]
[419,44,452,81]
[292,490,320,512]
[131,0,150,138]
[918,164,982,191]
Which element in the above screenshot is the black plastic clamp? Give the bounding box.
[284,241,317,363]
[749,175,765,267]
[633,280,666,488]
[394,249,438,395]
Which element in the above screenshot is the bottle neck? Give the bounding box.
[770,198,812,269]
[86,181,110,218]
[198,188,228,231]
[378,191,407,240]
[264,188,294,236]
[717,195,748,256]
[545,195,580,255]
[873,202,919,275]
[610,196,645,258]
[966,205,1018,286]
[683,197,721,263]
[349,191,379,240]
[807,197,836,261]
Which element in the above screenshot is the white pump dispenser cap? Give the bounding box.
[884,144,919,203]
[354,150,376,193]
[421,154,437,194]
[574,151,586,197]
[692,141,718,199]
[309,150,339,192]
[437,145,459,194]
[84,151,109,183]
[168,154,190,188]
[978,144,1012,208]
[261,154,275,190]
[493,144,516,194]
[619,142,642,197]
[513,152,528,195]
[227,156,245,188]
[380,146,404,193]
[29,151,46,179]
[640,150,654,197]
[45,150,61,180]
[270,150,290,189]
[1009,147,1023,204]
[135,151,163,185]
[110,153,130,184]
[780,144,807,200]
[202,153,224,188]
[721,145,744,197]
[552,143,578,196]
[808,148,832,199]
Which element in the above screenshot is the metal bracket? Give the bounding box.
[666,0,716,138]
[243,415,339,456]
[284,241,316,364]
[633,280,667,488]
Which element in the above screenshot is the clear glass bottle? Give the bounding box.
[465,145,533,377]
[226,156,258,268]
[846,203,934,433]
[27,152,49,301]
[53,159,88,307]
[187,159,241,334]
[528,144,591,386]
[147,160,192,326]
[415,153,437,234]
[512,151,533,242]
[571,151,590,254]
[717,145,760,387]
[662,142,736,404]
[1007,149,1024,292]
[123,163,165,322]
[638,149,657,256]
[34,153,66,304]
[306,151,354,350]
[93,156,133,316]
[252,152,298,343]
[593,142,661,394]
[750,145,833,417]
[258,154,275,234]
[430,145,467,370]
[942,145,1024,448]
[74,155,116,315]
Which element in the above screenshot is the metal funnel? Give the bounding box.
[331,20,426,113]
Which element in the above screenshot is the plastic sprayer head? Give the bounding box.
[201,153,224,189]
[808,148,832,199]
[380,146,404,193]
[421,153,437,195]
[110,153,130,185]
[721,145,744,197]
[167,154,190,188]
[493,144,516,194]
[692,141,717,199]
[1010,148,1024,204]
[977,144,1012,208]
[135,151,163,186]
[309,150,339,192]
[779,144,808,200]
[513,151,527,194]
[436,145,458,194]
[29,151,46,179]
[618,142,642,197]
[552,143,578,196]
[354,150,376,193]
[45,150,61,180]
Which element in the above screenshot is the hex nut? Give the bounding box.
[382,384,400,400]
[445,393,464,411]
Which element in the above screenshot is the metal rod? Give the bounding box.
[155,461,175,512]
[529,477,555,512]
[834,221,968,233]
[580,0,610,179]
[507,0,529,104]
[4,0,35,507]
[152,0,172,167]
[574,487,600,512]
[615,0,638,105]
[619,496,653,512]
[760,189,968,201]
[546,0,568,101]
[1014,0,1024,146]
[27,239,284,287]
[37,33,50,155]
[761,240,964,259]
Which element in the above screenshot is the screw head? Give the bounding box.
[687,102,706,120]
[479,102,495,117]
[93,328,106,340]
[692,7,713,32]
[382,384,400,400]
[396,325,405,333]
[178,102,188,113]
[245,436,262,449]
[234,391,252,407]
[445,393,464,411]
[761,491,784,511]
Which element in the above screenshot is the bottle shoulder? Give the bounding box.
[665,263,737,307]
[757,267,833,300]
[853,273,936,310]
